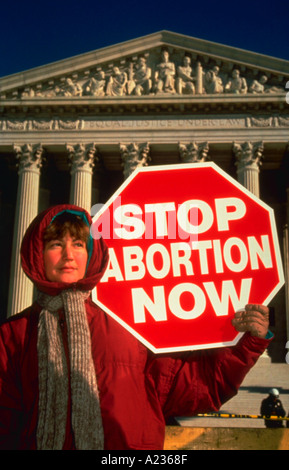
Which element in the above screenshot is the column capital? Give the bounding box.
[179,142,209,163]
[233,141,263,198]
[120,142,150,179]
[233,141,264,171]
[67,143,98,174]
[13,143,44,174]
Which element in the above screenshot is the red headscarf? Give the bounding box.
[21,204,109,296]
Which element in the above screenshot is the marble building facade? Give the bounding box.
[0,31,288,360]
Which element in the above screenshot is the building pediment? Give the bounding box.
[0,31,288,104]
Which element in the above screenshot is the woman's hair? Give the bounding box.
[43,211,90,247]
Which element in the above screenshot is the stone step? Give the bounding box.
[177,359,289,428]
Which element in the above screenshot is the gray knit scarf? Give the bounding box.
[36,289,104,450]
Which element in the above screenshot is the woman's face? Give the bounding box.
[43,232,88,283]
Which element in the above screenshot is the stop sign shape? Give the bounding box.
[91,162,284,353]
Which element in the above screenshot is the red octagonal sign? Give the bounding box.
[91,162,284,353]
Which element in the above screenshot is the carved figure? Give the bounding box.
[155,50,176,94]
[21,86,45,98]
[83,71,106,97]
[21,87,36,98]
[176,56,195,95]
[61,78,82,97]
[131,58,152,96]
[249,74,284,94]
[249,75,268,93]
[225,69,247,94]
[204,66,224,94]
[106,67,128,96]
[265,85,285,93]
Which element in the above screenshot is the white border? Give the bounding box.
[92,162,285,353]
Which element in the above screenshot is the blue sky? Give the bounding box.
[0,0,288,78]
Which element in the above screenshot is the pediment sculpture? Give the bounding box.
[2,48,286,100]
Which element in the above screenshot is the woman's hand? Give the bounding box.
[232,304,269,339]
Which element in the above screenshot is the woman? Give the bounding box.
[0,204,271,450]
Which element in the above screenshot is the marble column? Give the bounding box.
[67,143,97,211]
[233,141,264,197]
[7,143,44,317]
[195,62,203,95]
[179,141,209,163]
[120,142,150,179]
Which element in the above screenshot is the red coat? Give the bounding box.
[0,204,271,450]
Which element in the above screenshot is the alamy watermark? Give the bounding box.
[90,197,200,243]
[90,196,249,243]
